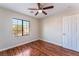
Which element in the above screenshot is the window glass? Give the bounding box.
[12,18,30,36]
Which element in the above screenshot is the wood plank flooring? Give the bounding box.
[0,40,79,56]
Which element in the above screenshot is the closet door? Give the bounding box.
[76,15,79,52]
[62,15,77,51]
[70,15,77,51]
[62,16,72,49]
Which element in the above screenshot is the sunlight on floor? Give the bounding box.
[16,48,32,56]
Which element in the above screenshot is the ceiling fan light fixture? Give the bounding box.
[28,3,54,16]
[38,10,42,13]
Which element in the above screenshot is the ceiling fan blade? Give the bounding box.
[42,11,47,15]
[28,8,38,10]
[37,3,41,9]
[43,6,54,10]
[35,12,39,16]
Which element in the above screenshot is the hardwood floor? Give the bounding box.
[0,40,79,56]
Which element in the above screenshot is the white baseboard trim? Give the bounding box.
[42,39,61,46]
[1,39,79,52]
[0,39,39,51]
[42,39,79,52]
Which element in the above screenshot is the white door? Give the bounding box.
[62,15,77,51]
[70,15,77,51]
[76,15,79,52]
[63,16,72,49]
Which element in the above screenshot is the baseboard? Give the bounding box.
[42,39,61,46]
[1,39,79,53]
[0,39,39,51]
[42,39,79,52]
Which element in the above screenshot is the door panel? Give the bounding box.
[76,15,79,51]
[70,15,77,51]
[63,16,72,49]
[62,15,77,51]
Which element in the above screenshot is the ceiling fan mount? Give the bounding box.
[28,3,54,16]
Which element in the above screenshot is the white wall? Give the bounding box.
[41,16,63,46]
[41,8,79,51]
[0,8,39,51]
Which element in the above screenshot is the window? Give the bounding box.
[12,18,30,36]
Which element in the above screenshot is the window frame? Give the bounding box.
[12,18,30,36]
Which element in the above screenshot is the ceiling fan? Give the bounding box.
[28,3,54,16]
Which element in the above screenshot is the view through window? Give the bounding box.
[12,18,30,36]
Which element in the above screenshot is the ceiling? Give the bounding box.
[0,3,79,19]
